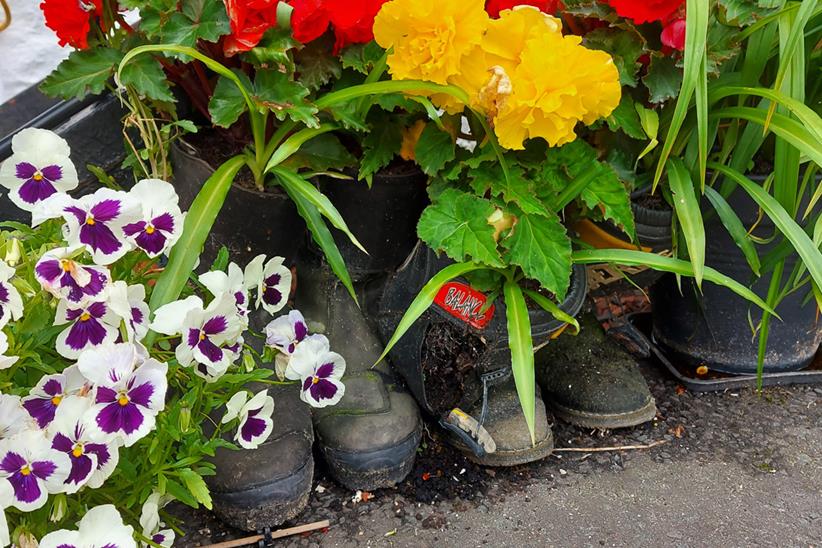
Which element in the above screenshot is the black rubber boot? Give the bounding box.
[207,311,315,531]
[536,314,657,429]
[295,258,422,490]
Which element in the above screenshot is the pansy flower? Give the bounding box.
[54,297,121,359]
[0,429,70,511]
[39,504,136,548]
[140,493,175,548]
[285,334,346,408]
[22,365,86,428]
[108,281,150,342]
[222,389,275,449]
[60,188,139,265]
[152,294,245,376]
[35,247,111,303]
[0,261,22,330]
[78,343,168,447]
[245,254,292,314]
[0,128,78,212]
[0,333,17,371]
[0,394,33,439]
[200,262,250,318]
[264,309,310,378]
[122,179,184,258]
[49,396,120,493]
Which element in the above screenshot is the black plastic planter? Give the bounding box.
[651,187,821,375]
[376,242,588,417]
[170,141,305,268]
[316,163,429,280]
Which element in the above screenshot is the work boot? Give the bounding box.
[207,383,314,531]
[207,310,315,531]
[536,314,657,429]
[295,257,422,490]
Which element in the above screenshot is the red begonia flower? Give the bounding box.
[607,0,684,24]
[485,0,561,18]
[40,0,102,49]
[661,18,686,51]
[290,0,388,54]
[223,0,281,56]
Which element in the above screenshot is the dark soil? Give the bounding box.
[420,321,485,417]
[633,191,671,212]
[521,278,556,310]
[184,129,258,190]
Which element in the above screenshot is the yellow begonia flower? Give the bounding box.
[493,33,621,149]
[373,0,489,86]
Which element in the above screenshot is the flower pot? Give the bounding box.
[651,187,821,374]
[376,242,588,418]
[170,140,305,268]
[315,163,429,279]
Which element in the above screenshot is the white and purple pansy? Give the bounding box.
[0,394,33,439]
[54,296,122,359]
[60,188,139,265]
[0,429,70,511]
[0,333,18,371]
[108,281,150,342]
[264,309,310,379]
[77,343,168,447]
[0,261,23,330]
[152,294,244,374]
[122,179,184,258]
[245,254,292,315]
[49,396,120,493]
[285,335,346,408]
[200,262,250,318]
[140,492,176,548]
[38,504,137,548]
[22,365,86,428]
[35,247,111,303]
[222,389,275,449]
[0,128,78,213]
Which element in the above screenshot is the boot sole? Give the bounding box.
[464,428,555,467]
[319,426,422,491]
[212,457,314,532]
[549,397,657,429]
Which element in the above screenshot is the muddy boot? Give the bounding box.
[207,382,314,531]
[295,259,422,490]
[536,314,657,429]
[448,375,554,466]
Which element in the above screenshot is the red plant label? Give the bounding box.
[433,282,495,329]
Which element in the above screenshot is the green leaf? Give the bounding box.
[583,27,645,87]
[165,478,199,509]
[179,468,212,510]
[606,95,646,140]
[265,124,339,171]
[471,164,551,217]
[340,41,387,74]
[414,125,456,176]
[295,38,342,90]
[281,133,357,172]
[375,261,488,366]
[146,155,246,343]
[503,280,536,446]
[704,186,761,276]
[248,26,299,71]
[522,289,580,332]
[635,104,660,160]
[162,0,230,48]
[40,48,122,100]
[642,53,683,104]
[503,213,572,300]
[271,168,367,253]
[359,120,403,181]
[118,54,175,103]
[579,164,636,240]
[417,189,503,267]
[209,70,252,128]
[254,69,319,127]
[667,158,705,286]
[708,163,822,294]
[571,249,778,315]
[718,0,777,26]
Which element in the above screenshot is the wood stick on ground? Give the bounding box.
[553,440,668,453]
[201,520,331,548]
